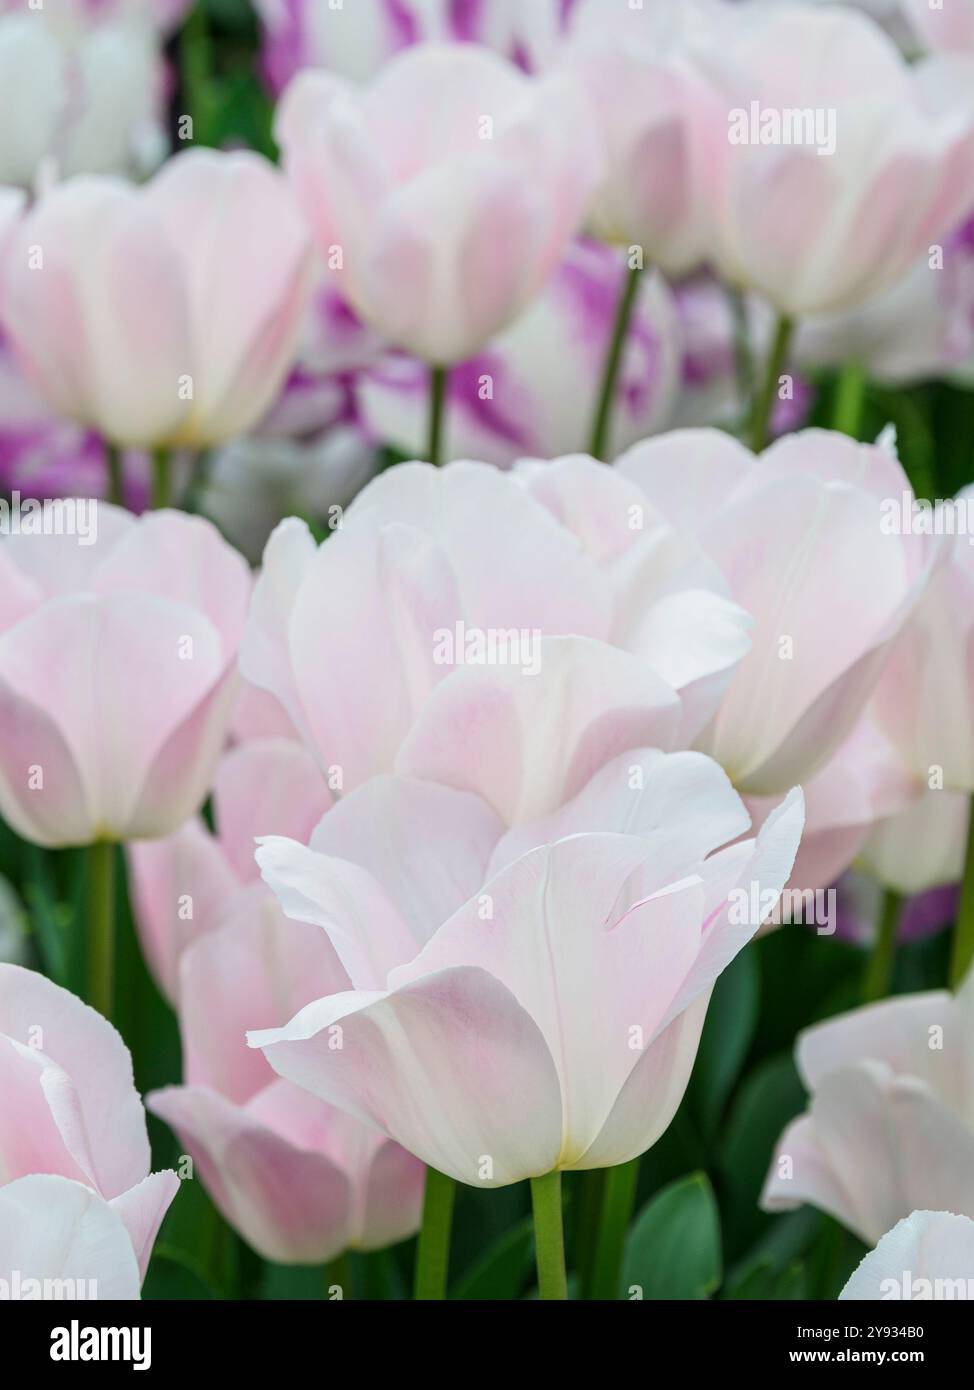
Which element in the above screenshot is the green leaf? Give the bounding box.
[142,1248,217,1300]
[622,1172,722,1300]
[726,1255,807,1300]
[258,1264,328,1301]
[452,1216,535,1300]
[724,1258,776,1299]
[21,847,71,984]
[718,1052,806,1257]
[688,947,760,1139]
[775,1261,807,1299]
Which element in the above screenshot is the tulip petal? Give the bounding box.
[397,635,682,825]
[0,965,150,1200]
[309,774,503,944]
[0,1174,141,1299]
[489,748,751,881]
[391,834,706,1162]
[573,993,711,1170]
[178,902,349,1104]
[148,1084,353,1264]
[214,737,333,883]
[251,965,564,1187]
[126,818,241,1004]
[840,1211,974,1301]
[256,837,415,991]
[109,1170,179,1281]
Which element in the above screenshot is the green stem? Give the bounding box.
[151,448,171,509]
[531,1170,567,1300]
[413,1168,455,1299]
[727,286,755,428]
[588,262,642,461]
[87,841,116,1020]
[862,889,902,1004]
[749,313,794,453]
[833,359,867,438]
[105,444,124,506]
[427,364,448,467]
[587,1158,640,1300]
[949,795,974,989]
[323,1251,351,1300]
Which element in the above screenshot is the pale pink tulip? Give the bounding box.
[692,2,974,315]
[275,44,601,363]
[230,678,300,744]
[0,1175,142,1300]
[0,5,169,186]
[561,0,721,276]
[0,148,313,447]
[859,783,970,896]
[250,759,803,1186]
[241,459,751,795]
[0,505,250,847]
[763,968,974,1243]
[745,715,917,902]
[841,1210,974,1300]
[127,737,332,1002]
[358,241,682,466]
[873,486,974,791]
[618,429,941,793]
[0,964,178,1280]
[797,216,974,386]
[149,902,424,1263]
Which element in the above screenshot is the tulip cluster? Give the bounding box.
[1,0,974,1313]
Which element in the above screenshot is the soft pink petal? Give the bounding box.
[397,635,682,825]
[251,966,564,1187]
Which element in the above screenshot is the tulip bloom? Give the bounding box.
[0,505,249,847]
[128,737,333,1001]
[618,429,941,793]
[859,783,970,897]
[562,0,720,276]
[797,215,974,386]
[0,1175,144,1300]
[250,756,803,1187]
[872,487,974,792]
[840,1211,974,1300]
[149,903,425,1263]
[0,149,313,447]
[763,968,974,1243]
[744,715,917,903]
[241,458,751,795]
[692,2,974,316]
[359,240,682,466]
[0,965,178,1281]
[0,5,167,186]
[275,44,601,364]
